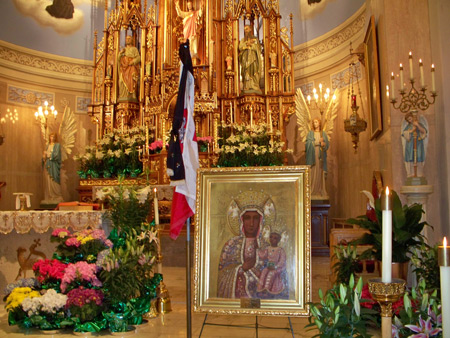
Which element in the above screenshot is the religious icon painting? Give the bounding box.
[193,166,311,316]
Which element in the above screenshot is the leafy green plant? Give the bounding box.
[347,190,428,263]
[332,244,362,285]
[306,275,379,338]
[392,279,442,337]
[411,244,440,294]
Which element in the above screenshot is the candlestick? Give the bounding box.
[153,188,159,225]
[431,64,436,93]
[399,64,404,92]
[439,237,450,338]
[390,73,395,101]
[419,59,424,88]
[381,186,392,283]
[268,110,273,133]
[230,103,233,124]
[409,51,414,81]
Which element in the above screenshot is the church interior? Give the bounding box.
[0,0,449,336]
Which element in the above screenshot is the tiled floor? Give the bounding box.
[0,257,332,337]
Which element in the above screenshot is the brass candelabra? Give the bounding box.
[368,278,406,338]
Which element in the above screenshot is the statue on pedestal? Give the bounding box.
[40,106,76,207]
[295,88,338,200]
[175,0,203,63]
[118,36,141,102]
[238,25,262,93]
[401,112,428,179]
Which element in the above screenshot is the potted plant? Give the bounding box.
[347,190,428,278]
[306,275,379,337]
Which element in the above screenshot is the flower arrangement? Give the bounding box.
[66,287,104,323]
[149,139,165,153]
[5,287,41,312]
[74,126,153,178]
[216,122,292,167]
[5,180,160,334]
[60,261,102,293]
[5,287,41,327]
[51,228,113,264]
[32,259,67,291]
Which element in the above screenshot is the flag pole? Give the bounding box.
[186,217,192,338]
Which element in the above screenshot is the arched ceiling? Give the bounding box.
[0,0,365,60]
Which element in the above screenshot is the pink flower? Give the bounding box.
[52,228,71,238]
[104,239,113,248]
[65,237,81,247]
[61,261,102,293]
[405,316,442,337]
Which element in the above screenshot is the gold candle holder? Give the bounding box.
[156,281,172,314]
[368,278,406,338]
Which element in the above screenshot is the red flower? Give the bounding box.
[360,284,377,309]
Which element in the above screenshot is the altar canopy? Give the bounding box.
[88,0,295,183]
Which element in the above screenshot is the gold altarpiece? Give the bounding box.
[87,0,295,185]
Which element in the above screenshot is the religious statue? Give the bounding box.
[175,0,203,62]
[46,0,74,19]
[401,112,428,178]
[295,88,338,200]
[40,106,76,207]
[238,25,262,93]
[118,35,141,102]
[217,190,277,299]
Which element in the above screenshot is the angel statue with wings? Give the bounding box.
[295,88,338,200]
[40,105,76,206]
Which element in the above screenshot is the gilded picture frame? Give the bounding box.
[364,15,383,139]
[193,166,311,316]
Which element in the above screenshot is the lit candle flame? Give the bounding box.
[445,236,448,247]
[386,186,389,195]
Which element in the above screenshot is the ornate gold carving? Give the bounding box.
[368,278,406,317]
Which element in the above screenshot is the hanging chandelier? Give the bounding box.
[344,61,367,152]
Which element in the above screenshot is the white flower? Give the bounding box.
[114,150,122,158]
[124,148,132,155]
[107,149,114,157]
[96,151,104,160]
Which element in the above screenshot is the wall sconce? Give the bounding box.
[0,108,19,145]
[344,61,367,152]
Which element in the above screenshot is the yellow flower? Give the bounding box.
[77,235,94,245]
[5,287,40,311]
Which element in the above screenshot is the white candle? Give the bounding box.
[230,104,233,124]
[419,59,424,88]
[381,186,392,283]
[390,73,395,101]
[431,64,436,93]
[439,237,450,338]
[409,51,414,81]
[250,106,253,128]
[268,110,273,133]
[307,95,311,105]
[154,188,159,225]
[399,64,404,92]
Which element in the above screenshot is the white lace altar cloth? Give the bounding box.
[0,210,104,234]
